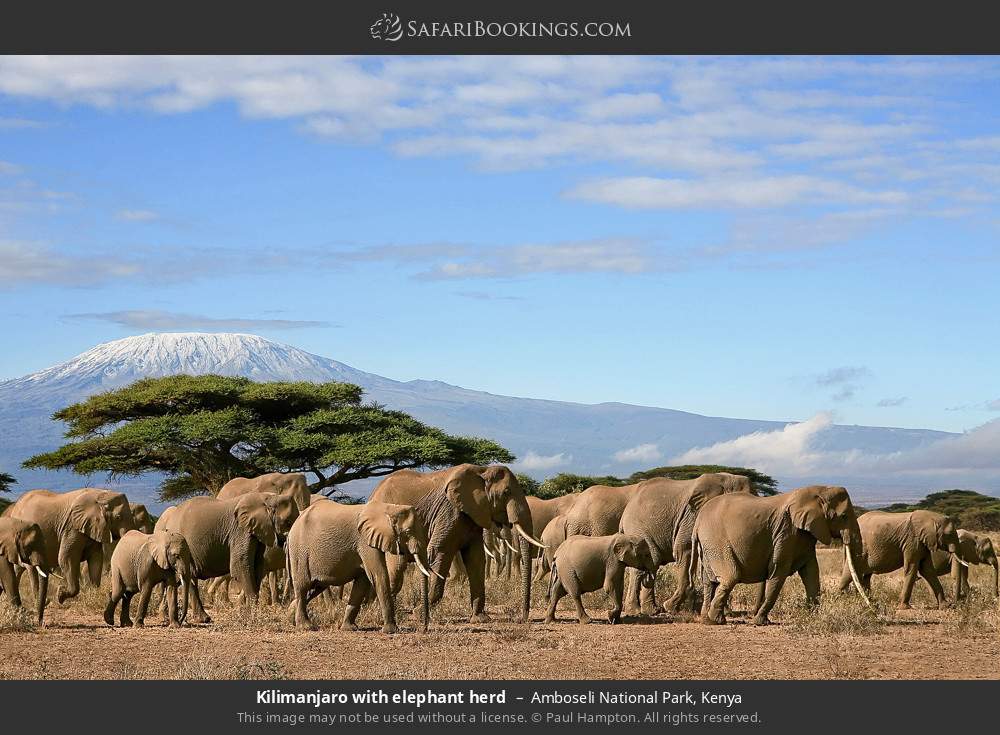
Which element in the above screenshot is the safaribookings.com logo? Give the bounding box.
[370,13,631,42]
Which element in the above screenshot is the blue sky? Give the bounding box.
[1,56,999,435]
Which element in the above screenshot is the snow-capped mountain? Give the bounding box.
[0,333,957,510]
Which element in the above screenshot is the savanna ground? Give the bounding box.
[1,543,998,680]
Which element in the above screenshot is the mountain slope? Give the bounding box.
[0,333,955,509]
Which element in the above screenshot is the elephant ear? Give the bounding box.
[0,524,19,563]
[444,466,493,529]
[788,491,832,545]
[909,513,938,549]
[611,535,633,563]
[147,533,171,570]
[69,496,111,544]
[235,496,277,548]
[358,502,400,553]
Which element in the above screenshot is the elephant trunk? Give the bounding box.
[992,560,999,598]
[421,568,430,632]
[519,535,531,624]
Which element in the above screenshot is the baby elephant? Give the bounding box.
[105,530,194,628]
[545,533,656,624]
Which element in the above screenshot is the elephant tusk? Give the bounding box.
[845,546,873,610]
[483,545,496,560]
[954,555,970,568]
[513,522,547,549]
[34,566,47,579]
[501,537,517,553]
[413,556,433,579]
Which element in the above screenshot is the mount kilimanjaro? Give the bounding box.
[0,333,954,510]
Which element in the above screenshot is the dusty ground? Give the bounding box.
[1,547,998,680]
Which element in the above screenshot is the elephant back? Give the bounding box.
[370,468,442,506]
[564,483,640,537]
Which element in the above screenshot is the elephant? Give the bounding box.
[104,529,194,628]
[930,529,999,600]
[619,473,755,615]
[155,491,299,623]
[369,464,544,623]
[287,499,435,632]
[526,493,578,579]
[0,517,51,624]
[215,472,312,604]
[4,487,131,603]
[544,533,656,624]
[537,514,570,587]
[693,485,867,625]
[102,502,156,573]
[838,509,964,609]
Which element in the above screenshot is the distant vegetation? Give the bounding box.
[0,472,14,493]
[528,465,778,499]
[24,375,514,502]
[878,489,1000,531]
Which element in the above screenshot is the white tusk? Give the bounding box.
[955,556,970,568]
[34,566,47,579]
[432,569,446,581]
[413,556,433,579]
[845,546,873,610]
[502,537,517,553]
[513,522,547,549]
[483,545,496,560]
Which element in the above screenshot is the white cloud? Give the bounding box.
[517,451,571,471]
[673,413,1000,480]
[0,161,21,175]
[567,176,907,210]
[613,443,662,463]
[876,397,908,408]
[114,209,159,222]
[65,310,334,331]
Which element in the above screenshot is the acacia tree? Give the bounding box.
[0,472,14,493]
[533,465,778,498]
[25,375,514,501]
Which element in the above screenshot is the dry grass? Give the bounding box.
[0,539,997,680]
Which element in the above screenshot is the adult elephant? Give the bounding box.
[216,472,312,603]
[0,517,51,624]
[287,500,434,632]
[5,488,132,603]
[694,485,869,625]
[369,464,544,623]
[619,472,754,615]
[527,494,579,579]
[838,509,964,609]
[929,529,997,600]
[155,491,298,623]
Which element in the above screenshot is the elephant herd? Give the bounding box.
[0,467,997,633]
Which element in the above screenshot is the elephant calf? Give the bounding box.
[287,500,435,633]
[839,509,963,609]
[0,517,51,624]
[929,529,997,600]
[105,530,194,628]
[545,533,656,625]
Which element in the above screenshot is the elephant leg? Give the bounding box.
[188,580,213,624]
[231,543,259,608]
[704,578,735,625]
[84,543,104,587]
[798,556,821,607]
[366,550,398,634]
[570,592,590,624]
[624,568,642,616]
[134,581,154,627]
[342,575,372,631]
[0,559,21,609]
[544,575,566,623]
[753,576,787,625]
[294,578,318,631]
[56,535,86,603]
[104,572,124,626]
[461,542,488,623]
[605,568,625,624]
[918,557,947,608]
[898,561,920,609]
[119,591,133,627]
[166,584,180,627]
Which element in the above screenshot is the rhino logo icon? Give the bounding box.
[370,13,403,42]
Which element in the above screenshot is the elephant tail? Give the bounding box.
[688,527,702,591]
[548,559,560,601]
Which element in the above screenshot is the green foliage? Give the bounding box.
[25,375,514,503]
[532,465,778,499]
[0,472,15,493]
[535,473,627,499]
[880,489,1000,531]
[515,473,541,497]
[626,465,778,496]
[0,497,9,514]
